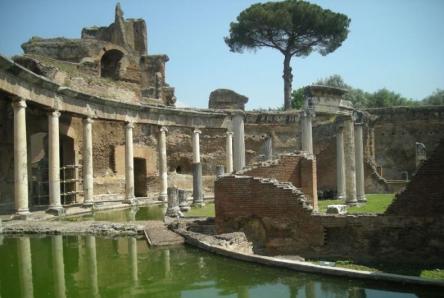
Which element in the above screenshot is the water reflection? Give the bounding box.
[0,236,437,298]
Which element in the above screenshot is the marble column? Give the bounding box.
[264,135,273,161]
[336,125,346,200]
[232,113,245,172]
[124,122,135,204]
[52,235,67,298]
[128,237,138,283]
[17,237,34,298]
[158,127,168,201]
[301,111,313,154]
[82,117,94,207]
[47,110,64,215]
[354,123,367,202]
[344,118,357,205]
[12,98,30,216]
[225,131,233,173]
[192,129,204,206]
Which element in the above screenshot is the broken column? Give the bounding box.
[12,98,30,216]
[225,131,233,173]
[165,187,182,217]
[232,112,246,172]
[82,117,94,207]
[192,129,204,206]
[343,116,357,205]
[124,121,135,204]
[264,135,273,160]
[336,123,346,199]
[47,110,64,215]
[158,126,168,201]
[354,115,367,202]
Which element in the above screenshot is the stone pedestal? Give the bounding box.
[336,125,346,199]
[82,117,94,207]
[300,111,313,154]
[192,129,204,206]
[344,118,357,205]
[12,99,30,216]
[158,127,168,201]
[165,187,182,218]
[124,122,136,204]
[354,123,366,202]
[225,131,233,173]
[232,113,245,172]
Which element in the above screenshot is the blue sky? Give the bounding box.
[0,0,443,109]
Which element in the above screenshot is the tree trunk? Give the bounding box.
[283,54,293,110]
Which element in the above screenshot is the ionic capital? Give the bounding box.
[193,129,202,135]
[11,98,27,110]
[160,126,168,133]
[126,121,135,129]
[226,131,233,136]
[48,110,61,118]
[83,117,94,124]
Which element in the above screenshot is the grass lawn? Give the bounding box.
[318,193,395,214]
[184,203,215,217]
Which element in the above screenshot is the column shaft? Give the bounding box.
[158,127,168,201]
[232,114,245,172]
[344,118,357,204]
[48,110,64,214]
[125,122,135,203]
[83,118,94,206]
[12,99,30,216]
[355,124,367,202]
[264,136,273,161]
[301,112,313,154]
[192,129,204,206]
[336,126,346,199]
[225,131,233,173]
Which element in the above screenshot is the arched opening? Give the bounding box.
[30,132,49,207]
[134,158,147,197]
[100,49,124,80]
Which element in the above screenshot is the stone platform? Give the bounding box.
[144,221,184,246]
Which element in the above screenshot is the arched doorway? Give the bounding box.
[100,49,124,80]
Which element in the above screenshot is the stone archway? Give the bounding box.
[100,49,124,80]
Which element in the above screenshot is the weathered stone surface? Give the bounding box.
[144,220,184,246]
[208,89,248,110]
[326,204,348,215]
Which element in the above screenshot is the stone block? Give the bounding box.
[326,204,348,215]
[208,89,248,110]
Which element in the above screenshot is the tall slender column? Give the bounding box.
[336,125,346,199]
[158,126,168,201]
[12,98,30,216]
[17,237,34,298]
[52,235,66,298]
[192,129,204,206]
[125,122,135,204]
[82,117,94,207]
[264,135,273,161]
[225,131,233,173]
[47,110,64,215]
[344,118,357,205]
[232,113,245,172]
[300,111,313,154]
[354,123,367,202]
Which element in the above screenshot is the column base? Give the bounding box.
[345,199,358,206]
[357,196,367,203]
[13,209,31,220]
[337,194,346,200]
[46,206,65,216]
[82,201,94,208]
[165,207,183,218]
[158,193,167,202]
[191,201,205,208]
[124,197,137,205]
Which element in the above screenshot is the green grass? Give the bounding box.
[318,193,394,214]
[184,203,215,217]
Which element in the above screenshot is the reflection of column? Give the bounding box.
[52,235,66,298]
[48,110,64,215]
[125,122,135,204]
[232,113,245,172]
[158,127,168,201]
[301,111,313,154]
[12,98,30,216]
[128,237,138,283]
[336,125,346,199]
[163,249,171,279]
[305,281,316,298]
[17,237,34,298]
[83,117,94,207]
[192,129,204,206]
[225,131,233,173]
[237,287,250,298]
[354,123,366,202]
[344,118,357,205]
[86,236,99,297]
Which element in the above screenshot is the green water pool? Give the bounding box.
[64,204,166,221]
[0,236,438,298]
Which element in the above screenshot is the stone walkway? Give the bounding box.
[144,221,184,246]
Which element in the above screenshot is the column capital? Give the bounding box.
[193,129,202,135]
[11,98,27,109]
[126,121,135,129]
[226,131,233,136]
[160,126,168,133]
[48,110,61,118]
[83,117,94,124]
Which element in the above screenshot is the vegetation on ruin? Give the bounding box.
[318,193,394,214]
[292,74,444,109]
[225,0,350,110]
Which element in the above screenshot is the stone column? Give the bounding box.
[336,125,346,199]
[82,117,94,207]
[192,129,204,206]
[52,235,66,298]
[232,113,245,172]
[124,122,135,204]
[17,237,34,298]
[158,126,168,201]
[354,123,367,202]
[264,135,273,161]
[12,98,30,216]
[344,118,357,205]
[225,131,233,173]
[300,111,313,154]
[165,187,182,217]
[47,110,64,215]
